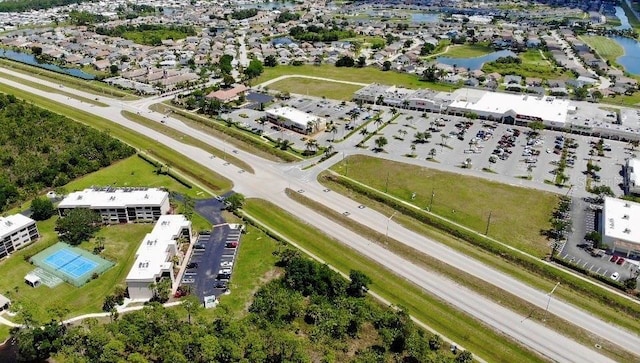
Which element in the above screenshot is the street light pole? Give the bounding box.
[428,188,435,212]
[385,211,397,243]
[485,211,492,235]
[543,282,561,321]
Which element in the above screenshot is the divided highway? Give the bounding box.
[1,68,639,362]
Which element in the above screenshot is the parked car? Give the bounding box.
[220,261,233,268]
[617,257,625,265]
[610,255,619,263]
[225,241,239,248]
[214,281,228,289]
[611,272,620,281]
[194,244,206,250]
[186,262,199,269]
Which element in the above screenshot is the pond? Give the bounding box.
[411,13,439,23]
[614,6,632,30]
[0,49,95,80]
[611,36,640,75]
[436,50,517,70]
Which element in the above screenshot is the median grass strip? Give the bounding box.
[0,59,137,100]
[241,198,543,363]
[332,155,556,256]
[284,188,638,362]
[150,103,303,162]
[0,82,232,193]
[0,69,108,106]
[317,171,640,336]
[121,111,254,173]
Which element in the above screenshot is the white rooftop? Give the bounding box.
[266,106,321,128]
[126,215,191,281]
[58,187,168,209]
[449,90,570,124]
[0,214,35,238]
[627,158,640,190]
[603,197,640,245]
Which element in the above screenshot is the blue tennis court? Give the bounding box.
[43,248,98,279]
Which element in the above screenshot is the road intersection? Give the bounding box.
[0,67,639,362]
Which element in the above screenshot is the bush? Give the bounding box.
[30,197,55,220]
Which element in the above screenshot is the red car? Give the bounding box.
[610,255,619,263]
[225,241,238,248]
[617,257,625,265]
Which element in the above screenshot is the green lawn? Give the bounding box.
[255,65,457,92]
[0,324,10,343]
[442,44,495,58]
[122,29,192,46]
[242,199,544,363]
[0,82,232,194]
[331,155,557,256]
[265,77,362,100]
[579,35,624,66]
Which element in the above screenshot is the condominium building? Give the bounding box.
[126,215,192,301]
[57,187,170,224]
[0,214,39,259]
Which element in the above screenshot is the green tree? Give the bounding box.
[109,64,119,75]
[244,59,264,79]
[382,60,392,71]
[30,197,55,220]
[347,270,372,297]
[55,209,101,245]
[182,195,195,220]
[455,350,474,363]
[222,74,235,87]
[182,294,202,324]
[264,55,277,67]
[225,193,245,211]
[374,136,388,151]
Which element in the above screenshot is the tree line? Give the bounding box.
[13,250,472,362]
[289,25,356,42]
[0,93,134,211]
[0,0,89,12]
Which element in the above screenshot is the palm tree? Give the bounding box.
[402,100,409,109]
[410,144,416,156]
[324,145,334,155]
[440,134,449,147]
[359,127,369,136]
[428,148,437,160]
[374,136,388,151]
[374,117,384,128]
[305,139,318,154]
[331,126,338,140]
[376,95,384,105]
[465,158,472,168]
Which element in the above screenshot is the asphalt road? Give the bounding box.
[1,68,638,362]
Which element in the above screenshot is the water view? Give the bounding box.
[436,50,517,70]
[0,49,95,80]
[611,36,640,75]
[411,13,439,23]
[614,6,632,30]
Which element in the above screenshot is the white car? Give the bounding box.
[220,261,234,268]
[218,268,232,275]
[611,272,620,281]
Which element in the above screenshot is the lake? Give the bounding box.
[411,13,439,23]
[611,36,640,75]
[0,49,95,80]
[436,50,517,70]
[615,6,632,30]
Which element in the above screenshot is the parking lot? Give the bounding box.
[376,109,628,197]
[182,224,244,301]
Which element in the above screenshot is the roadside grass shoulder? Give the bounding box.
[241,198,544,363]
[0,70,107,106]
[0,82,232,194]
[0,60,137,100]
[317,171,640,336]
[331,155,556,256]
[121,111,254,173]
[255,64,457,92]
[264,77,362,100]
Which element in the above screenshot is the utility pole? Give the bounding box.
[385,171,390,193]
[485,211,492,235]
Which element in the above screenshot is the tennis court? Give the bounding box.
[31,243,114,287]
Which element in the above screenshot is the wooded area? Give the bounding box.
[0,0,89,12]
[14,251,471,362]
[0,93,134,211]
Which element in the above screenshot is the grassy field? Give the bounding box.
[579,35,624,66]
[0,69,107,106]
[242,199,544,363]
[121,111,254,173]
[483,49,569,79]
[331,155,557,256]
[442,44,495,58]
[255,65,457,92]
[0,59,137,100]
[0,323,9,342]
[122,29,192,46]
[0,82,232,194]
[265,77,362,100]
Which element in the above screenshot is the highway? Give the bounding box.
[1,67,638,362]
